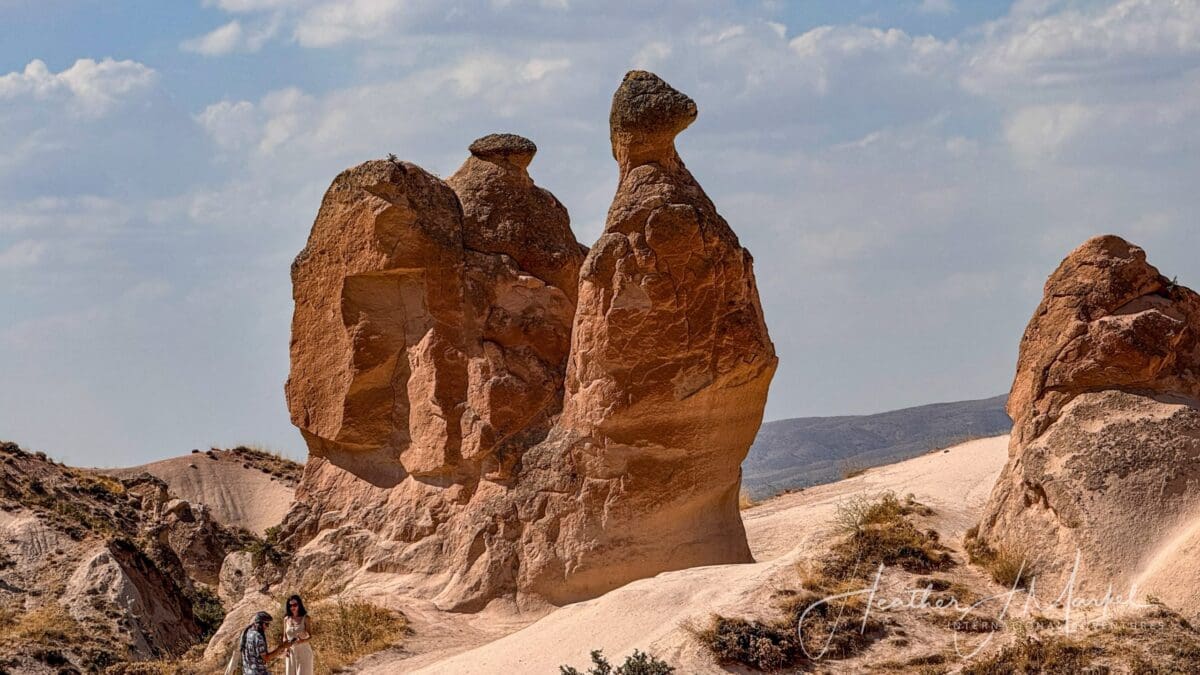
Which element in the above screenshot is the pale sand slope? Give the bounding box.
[354,435,1009,674]
[105,453,294,535]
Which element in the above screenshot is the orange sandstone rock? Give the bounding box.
[278,72,775,612]
[978,235,1200,609]
[449,133,585,304]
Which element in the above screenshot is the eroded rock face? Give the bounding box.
[449,133,585,304]
[528,71,776,601]
[449,134,582,473]
[286,160,471,477]
[978,235,1200,606]
[279,71,775,611]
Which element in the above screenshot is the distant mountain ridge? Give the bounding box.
[743,395,1011,499]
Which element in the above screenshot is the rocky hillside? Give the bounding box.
[0,441,256,673]
[104,446,300,535]
[743,395,1011,499]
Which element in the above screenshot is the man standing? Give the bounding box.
[241,611,291,674]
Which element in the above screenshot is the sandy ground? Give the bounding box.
[104,453,295,534]
[352,435,1010,674]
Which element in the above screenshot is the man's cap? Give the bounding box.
[254,611,273,623]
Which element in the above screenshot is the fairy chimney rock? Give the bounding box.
[978,235,1200,612]
[279,72,776,612]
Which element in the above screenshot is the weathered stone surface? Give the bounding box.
[978,235,1200,608]
[217,550,257,607]
[449,134,582,472]
[285,159,471,477]
[526,70,777,602]
[277,71,775,612]
[449,133,584,303]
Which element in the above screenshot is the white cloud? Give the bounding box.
[0,196,132,234]
[0,239,47,269]
[195,99,259,149]
[181,19,278,56]
[182,21,245,55]
[257,87,315,153]
[520,57,570,82]
[293,0,412,47]
[966,0,1200,93]
[0,58,156,115]
[633,42,672,69]
[788,25,958,94]
[917,0,956,14]
[1004,103,1095,161]
[699,24,747,45]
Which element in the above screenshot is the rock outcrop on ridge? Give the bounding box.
[0,442,252,672]
[976,235,1200,608]
[278,71,776,611]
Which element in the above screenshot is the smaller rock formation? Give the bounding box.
[449,133,585,303]
[451,134,582,473]
[978,235,1200,608]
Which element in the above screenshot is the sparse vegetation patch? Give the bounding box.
[963,525,1033,589]
[301,599,409,674]
[560,649,675,675]
[824,492,952,580]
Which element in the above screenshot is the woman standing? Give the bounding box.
[282,595,315,675]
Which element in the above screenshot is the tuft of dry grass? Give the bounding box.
[0,603,85,645]
[825,492,952,579]
[228,445,304,485]
[960,604,1200,674]
[276,599,408,674]
[960,635,1096,674]
[963,526,1033,589]
[104,659,206,675]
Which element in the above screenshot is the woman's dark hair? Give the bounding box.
[283,594,307,618]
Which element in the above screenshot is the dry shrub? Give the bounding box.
[825,492,952,579]
[960,635,1096,674]
[963,527,1033,589]
[689,586,884,671]
[0,603,85,645]
[559,648,674,674]
[309,599,409,673]
[689,615,799,671]
[782,589,885,662]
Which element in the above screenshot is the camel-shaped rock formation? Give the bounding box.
[280,71,776,610]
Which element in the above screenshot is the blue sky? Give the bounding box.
[2,0,1199,466]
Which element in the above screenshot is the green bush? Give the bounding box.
[560,649,674,675]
